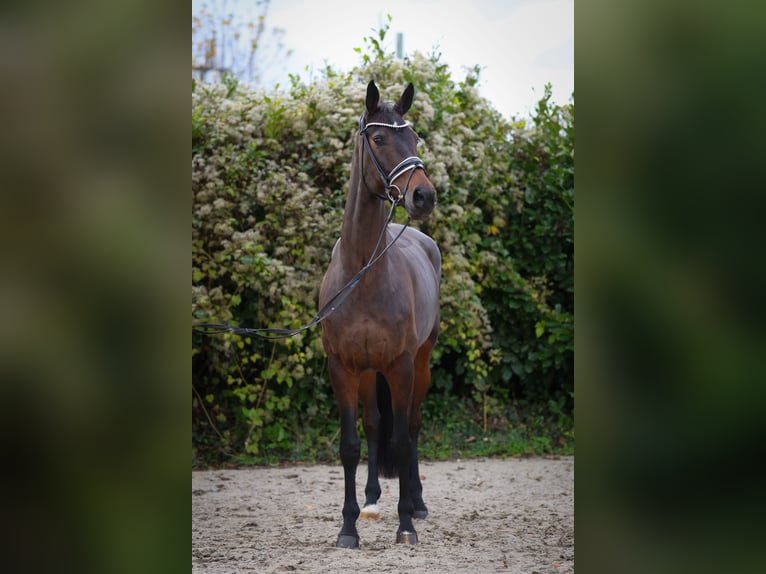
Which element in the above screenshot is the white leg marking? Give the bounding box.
[360,503,380,520]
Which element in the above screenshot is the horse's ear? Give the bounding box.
[396,83,415,115]
[366,80,379,114]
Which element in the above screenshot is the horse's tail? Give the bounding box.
[376,372,398,479]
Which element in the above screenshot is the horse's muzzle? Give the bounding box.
[406,184,436,220]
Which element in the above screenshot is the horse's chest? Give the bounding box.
[323,314,406,369]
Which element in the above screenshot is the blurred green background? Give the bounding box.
[1,2,188,573]
[577,1,766,573]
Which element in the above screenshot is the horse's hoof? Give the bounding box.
[360,504,380,520]
[396,531,418,545]
[336,534,360,549]
[413,509,428,520]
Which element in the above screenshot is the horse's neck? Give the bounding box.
[338,144,388,275]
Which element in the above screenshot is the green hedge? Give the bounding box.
[192,28,573,464]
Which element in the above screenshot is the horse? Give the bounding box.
[318,80,441,549]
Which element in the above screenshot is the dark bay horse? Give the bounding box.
[319,81,441,549]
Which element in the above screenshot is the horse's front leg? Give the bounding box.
[328,356,361,549]
[383,354,418,544]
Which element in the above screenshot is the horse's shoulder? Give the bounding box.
[410,225,440,252]
[391,225,441,274]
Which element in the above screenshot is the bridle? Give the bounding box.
[358,113,427,205]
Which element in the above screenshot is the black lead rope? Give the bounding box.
[193,202,410,340]
[193,113,425,341]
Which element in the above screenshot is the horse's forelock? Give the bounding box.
[369,102,402,122]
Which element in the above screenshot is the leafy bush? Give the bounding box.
[192,23,573,465]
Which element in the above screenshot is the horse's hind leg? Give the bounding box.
[328,356,362,549]
[409,435,427,519]
[359,371,381,519]
[410,335,436,519]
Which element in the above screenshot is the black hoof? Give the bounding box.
[413,509,428,519]
[396,531,418,544]
[336,534,359,549]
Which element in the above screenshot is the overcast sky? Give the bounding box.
[196,0,574,119]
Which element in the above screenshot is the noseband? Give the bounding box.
[358,113,427,204]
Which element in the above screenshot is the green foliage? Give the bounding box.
[417,394,573,460]
[192,23,574,466]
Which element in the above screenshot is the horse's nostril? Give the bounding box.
[412,186,435,210]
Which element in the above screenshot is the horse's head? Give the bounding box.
[360,81,436,220]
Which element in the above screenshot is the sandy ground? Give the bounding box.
[192,456,574,573]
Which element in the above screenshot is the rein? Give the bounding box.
[193,115,427,340]
[193,200,407,339]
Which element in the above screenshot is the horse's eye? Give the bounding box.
[373,135,384,145]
